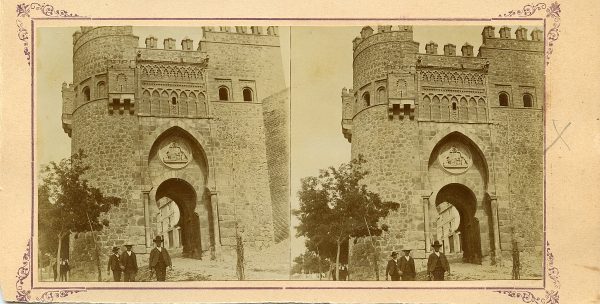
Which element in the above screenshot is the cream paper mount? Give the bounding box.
[3,0,600,303]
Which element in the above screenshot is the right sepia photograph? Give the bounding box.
[291,24,544,281]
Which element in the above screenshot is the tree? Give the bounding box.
[294,155,399,280]
[292,251,330,278]
[38,150,120,281]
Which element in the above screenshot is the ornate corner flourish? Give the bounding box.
[15,239,86,303]
[495,241,560,304]
[499,2,561,65]
[15,239,32,302]
[15,2,81,65]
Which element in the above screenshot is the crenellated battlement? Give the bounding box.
[200,26,280,47]
[352,25,417,56]
[419,25,544,59]
[73,26,137,52]
[480,25,544,53]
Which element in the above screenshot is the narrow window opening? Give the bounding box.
[171,97,177,105]
[83,87,90,102]
[452,102,457,110]
[363,92,371,107]
[403,104,411,115]
[523,94,533,108]
[123,99,131,111]
[499,92,509,107]
[243,88,253,102]
[218,87,229,101]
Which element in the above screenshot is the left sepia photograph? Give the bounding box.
[35,25,290,282]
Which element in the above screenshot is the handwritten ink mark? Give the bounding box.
[545,120,571,153]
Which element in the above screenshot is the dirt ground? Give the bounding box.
[135,239,290,282]
[292,254,544,281]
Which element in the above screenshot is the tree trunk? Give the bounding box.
[85,212,102,282]
[363,216,379,280]
[317,248,322,281]
[93,232,102,282]
[335,240,341,281]
[56,233,62,281]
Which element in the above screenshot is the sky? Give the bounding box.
[34,23,542,260]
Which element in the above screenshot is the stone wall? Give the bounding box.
[211,102,275,248]
[349,104,425,279]
[200,33,285,103]
[481,32,544,260]
[262,88,291,242]
[490,108,544,257]
[69,98,144,280]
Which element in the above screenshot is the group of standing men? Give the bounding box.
[107,236,173,282]
[385,241,451,281]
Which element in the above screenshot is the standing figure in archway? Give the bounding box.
[121,244,138,282]
[385,251,400,281]
[107,246,122,282]
[427,241,450,281]
[399,248,416,281]
[149,236,172,281]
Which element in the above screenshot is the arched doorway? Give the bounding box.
[155,178,202,259]
[435,183,482,264]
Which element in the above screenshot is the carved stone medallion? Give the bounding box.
[437,143,472,174]
[159,137,192,169]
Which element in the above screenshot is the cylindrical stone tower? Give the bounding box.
[345,25,427,278]
[67,26,144,276]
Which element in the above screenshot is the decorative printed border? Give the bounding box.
[14,1,562,303]
[495,241,560,304]
[15,239,32,302]
[16,239,87,302]
[499,2,562,65]
[15,2,81,65]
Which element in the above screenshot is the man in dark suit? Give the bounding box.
[427,241,450,281]
[385,251,401,281]
[398,247,416,281]
[120,243,138,282]
[107,246,123,282]
[149,235,172,281]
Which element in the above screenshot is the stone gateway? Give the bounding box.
[340,25,544,279]
[60,26,289,279]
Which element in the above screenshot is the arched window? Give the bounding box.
[377,87,386,104]
[171,96,178,105]
[218,87,229,101]
[83,86,90,102]
[362,92,371,107]
[523,93,533,108]
[499,92,509,107]
[242,88,253,102]
[96,81,106,98]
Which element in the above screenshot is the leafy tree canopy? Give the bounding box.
[294,155,399,261]
[38,150,121,253]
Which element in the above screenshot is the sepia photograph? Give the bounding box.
[35,25,291,282]
[3,0,600,302]
[290,24,545,281]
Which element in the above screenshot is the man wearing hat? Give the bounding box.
[398,247,416,281]
[427,240,450,281]
[385,251,401,281]
[149,235,172,281]
[107,246,123,282]
[120,243,138,282]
